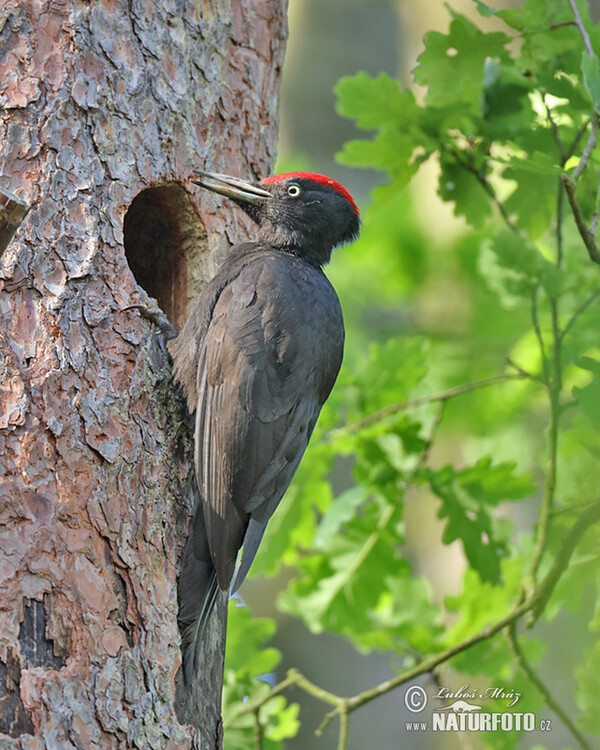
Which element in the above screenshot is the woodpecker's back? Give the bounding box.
[171,170,359,682]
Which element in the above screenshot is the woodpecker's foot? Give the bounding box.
[122,297,179,340]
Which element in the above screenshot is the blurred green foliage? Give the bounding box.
[223,1,600,748]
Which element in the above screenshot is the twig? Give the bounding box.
[556,173,564,266]
[346,599,534,713]
[0,189,30,257]
[505,357,540,382]
[530,286,550,384]
[528,498,600,624]
[549,20,577,31]
[560,2,600,263]
[542,91,566,163]
[226,499,600,748]
[252,709,264,750]
[506,622,592,750]
[417,400,446,469]
[224,669,340,731]
[565,118,592,163]
[591,189,600,236]
[550,497,600,517]
[560,287,600,341]
[571,113,598,182]
[316,699,350,750]
[338,706,349,750]
[329,373,529,437]
[568,0,594,57]
[446,144,517,232]
[561,175,600,265]
[523,294,562,596]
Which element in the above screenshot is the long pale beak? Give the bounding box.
[192,170,272,204]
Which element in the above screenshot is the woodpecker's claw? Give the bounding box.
[122,301,178,340]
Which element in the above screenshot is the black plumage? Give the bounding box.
[171,171,360,681]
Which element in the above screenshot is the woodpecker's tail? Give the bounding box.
[178,505,221,684]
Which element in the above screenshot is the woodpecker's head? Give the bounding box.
[193,170,360,266]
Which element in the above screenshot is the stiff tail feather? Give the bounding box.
[178,505,221,684]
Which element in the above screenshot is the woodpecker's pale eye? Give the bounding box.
[287,184,301,197]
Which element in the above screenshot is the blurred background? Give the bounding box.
[240,1,598,748]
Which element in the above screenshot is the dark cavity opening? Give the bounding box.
[124,184,209,330]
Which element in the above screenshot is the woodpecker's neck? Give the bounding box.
[256,225,332,267]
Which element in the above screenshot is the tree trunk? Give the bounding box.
[0,1,287,747]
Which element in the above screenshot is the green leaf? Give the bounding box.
[503,152,560,237]
[445,556,525,642]
[224,603,298,750]
[573,356,600,430]
[423,458,534,583]
[472,0,499,17]
[374,574,444,656]
[481,59,535,138]
[279,493,408,650]
[259,698,301,743]
[225,602,281,678]
[438,151,492,228]
[581,51,600,113]
[414,14,510,111]
[335,71,409,130]
[576,639,600,735]
[337,130,423,189]
[349,336,429,417]
[335,72,434,187]
[314,485,367,547]
[557,419,600,507]
[480,229,565,304]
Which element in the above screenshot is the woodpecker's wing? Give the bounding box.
[194,250,343,591]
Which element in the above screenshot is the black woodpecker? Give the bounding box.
[171,170,360,681]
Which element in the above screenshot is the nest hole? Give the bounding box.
[124,184,209,330]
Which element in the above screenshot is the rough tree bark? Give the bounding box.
[0,1,287,748]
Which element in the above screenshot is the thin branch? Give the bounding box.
[523,296,562,595]
[568,0,594,56]
[329,373,529,437]
[561,174,600,265]
[507,622,593,750]
[530,286,550,384]
[556,171,565,266]
[528,498,600,624]
[224,669,341,731]
[337,703,350,750]
[346,600,535,713]
[542,91,566,163]
[505,357,540,382]
[549,20,577,31]
[550,496,600,517]
[417,400,446,469]
[560,0,600,264]
[571,113,598,183]
[252,709,264,750]
[317,699,349,750]
[226,499,600,748]
[591,187,600,236]
[447,144,518,232]
[565,117,592,163]
[560,287,600,341]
